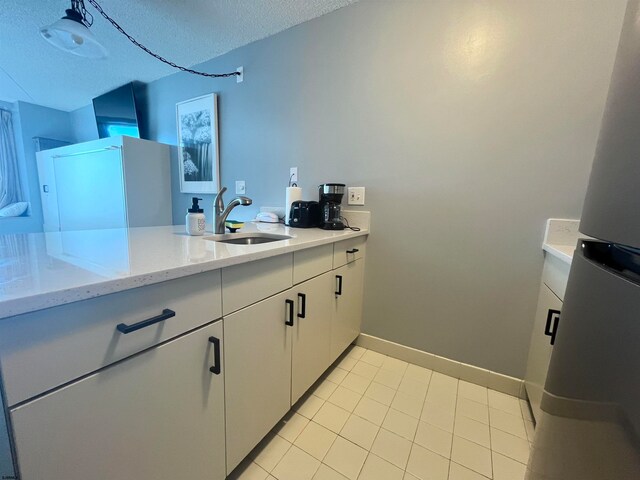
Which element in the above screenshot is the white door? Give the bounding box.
[331,259,365,362]
[11,320,226,480]
[525,284,562,422]
[224,290,294,474]
[291,272,333,404]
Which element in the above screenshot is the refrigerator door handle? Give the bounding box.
[545,308,561,345]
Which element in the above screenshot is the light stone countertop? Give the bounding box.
[542,218,583,265]
[542,243,576,264]
[0,217,369,320]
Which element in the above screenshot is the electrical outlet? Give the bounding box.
[236,66,244,83]
[348,187,365,205]
[290,167,298,184]
[235,180,246,194]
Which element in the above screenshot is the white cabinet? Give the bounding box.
[11,320,226,480]
[36,135,171,232]
[3,237,368,479]
[224,246,366,473]
[331,258,365,362]
[291,272,333,404]
[525,285,562,422]
[0,270,222,406]
[525,253,570,422]
[223,290,294,474]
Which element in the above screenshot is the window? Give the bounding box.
[0,108,27,216]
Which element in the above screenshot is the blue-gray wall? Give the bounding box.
[70,105,98,144]
[66,0,624,376]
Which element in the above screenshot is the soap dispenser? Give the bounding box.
[186,197,206,236]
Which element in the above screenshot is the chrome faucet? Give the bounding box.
[213,187,252,234]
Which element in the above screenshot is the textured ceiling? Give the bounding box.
[0,0,356,111]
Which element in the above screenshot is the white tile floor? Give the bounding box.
[229,345,536,480]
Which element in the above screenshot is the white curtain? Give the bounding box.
[0,108,24,209]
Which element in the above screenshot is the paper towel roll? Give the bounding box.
[285,187,302,225]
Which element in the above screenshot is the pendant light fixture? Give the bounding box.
[40,0,240,79]
[40,0,107,59]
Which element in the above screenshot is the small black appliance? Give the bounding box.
[319,183,345,230]
[288,201,321,228]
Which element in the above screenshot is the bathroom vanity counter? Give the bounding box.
[0,216,369,319]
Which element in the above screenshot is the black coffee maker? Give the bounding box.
[319,183,345,230]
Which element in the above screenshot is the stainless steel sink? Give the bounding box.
[203,233,292,245]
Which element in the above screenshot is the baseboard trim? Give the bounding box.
[356,334,526,399]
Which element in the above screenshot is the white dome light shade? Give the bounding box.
[40,17,107,59]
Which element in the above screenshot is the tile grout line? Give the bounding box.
[448,382,461,480]
[254,345,531,480]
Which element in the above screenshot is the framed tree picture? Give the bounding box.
[176,93,220,194]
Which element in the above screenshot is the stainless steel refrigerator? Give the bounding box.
[527,0,640,478]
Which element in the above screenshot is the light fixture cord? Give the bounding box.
[85,0,240,78]
[73,0,93,27]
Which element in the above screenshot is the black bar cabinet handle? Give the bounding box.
[209,336,221,375]
[346,248,359,254]
[116,309,175,334]
[544,309,561,345]
[335,275,343,296]
[297,293,306,319]
[285,299,295,326]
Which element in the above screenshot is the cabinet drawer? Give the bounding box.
[293,244,334,285]
[0,270,222,406]
[542,253,571,301]
[222,254,293,315]
[333,236,366,269]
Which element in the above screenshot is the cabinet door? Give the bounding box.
[331,259,365,362]
[291,272,333,404]
[11,321,226,480]
[53,148,127,231]
[224,290,293,474]
[525,284,562,422]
